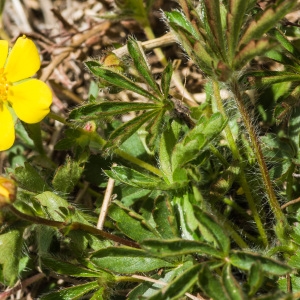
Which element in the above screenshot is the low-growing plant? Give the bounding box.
[1,0,300,299]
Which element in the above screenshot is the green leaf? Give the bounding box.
[105,166,163,190]
[159,122,178,183]
[247,261,264,296]
[278,274,300,293]
[272,28,300,58]
[69,102,161,120]
[41,281,99,300]
[142,239,224,259]
[145,108,166,150]
[164,11,199,39]
[234,38,275,69]
[148,264,202,300]
[247,71,300,87]
[173,192,199,240]
[90,288,105,300]
[198,264,230,300]
[104,109,160,151]
[171,133,206,170]
[86,61,160,102]
[128,263,191,300]
[35,191,91,224]
[42,256,105,278]
[238,0,297,48]
[200,112,227,138]
[153,195,179,239]
[230,250,292,275]
[0,229,24,286]
[108,201,160,242]
[194,207,230,255]
[90,247,174,273]
[127,37,162,97]
[161,62,173,98]
[222,264,246,300]
[203,0,226,58]
[52,158,84,194]
[14,162,51,193]
[226,0,250,62]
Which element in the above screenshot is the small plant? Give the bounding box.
[1,0,300,299]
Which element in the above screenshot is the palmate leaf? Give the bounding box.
[271,28,300,59]
[203,0,226,59]
[0,228,24,286]
[69,101,162,120]
[238,0,297,48]
[230,250,292,275]
[90,247,174,273]
[161,62,173,98]
[142,238,224,259]
[226,0,251,62]
[127,262,192,300]
[105,166,165,190]
[198,264,230,300]
[127,37,162,97]
[148,264,202,300]
[194,207,230,255]
[86,61,160,102]
[103,109,161,151]
[233,38,276,69]
[145,108,166,150]
[41,281,100,300]
[108,200,160,242]
[245,71,300,87]
[164,10,200,39]
[41,256,104,278]
[152,194,179,239]
[222,264,246,300]
[165,11,215,75]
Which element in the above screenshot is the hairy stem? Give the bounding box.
[230,79,285,225]
[212,80,268,247]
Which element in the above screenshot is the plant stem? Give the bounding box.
[9,205,140,248]
[48,112,163,177]
[212,80,268,247]
[230,79,286,225]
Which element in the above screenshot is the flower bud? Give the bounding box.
[0,177,17,208]
[83,121,96,132]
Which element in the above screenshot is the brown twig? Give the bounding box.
[40,21,111,82]
[97,164,117,230]
[281,196,300,210]
[0,273,46,300]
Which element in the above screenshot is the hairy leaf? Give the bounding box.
[86,61,160,102]
[90,247,174,273]
[127,37,162,97]
[230,251,292,275]
[142,238,224,258]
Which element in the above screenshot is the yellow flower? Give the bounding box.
[0,177,17,208]
[0,36,52,151]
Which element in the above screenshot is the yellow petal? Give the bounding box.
[9,79,52,123]
[0,40,8,68]
[0,104,15,151]
[5,36,40,82]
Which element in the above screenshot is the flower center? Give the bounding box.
[0,68,9,103]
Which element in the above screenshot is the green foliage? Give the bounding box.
[3,0,300,299]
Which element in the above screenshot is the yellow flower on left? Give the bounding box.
[0,36,52,151]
